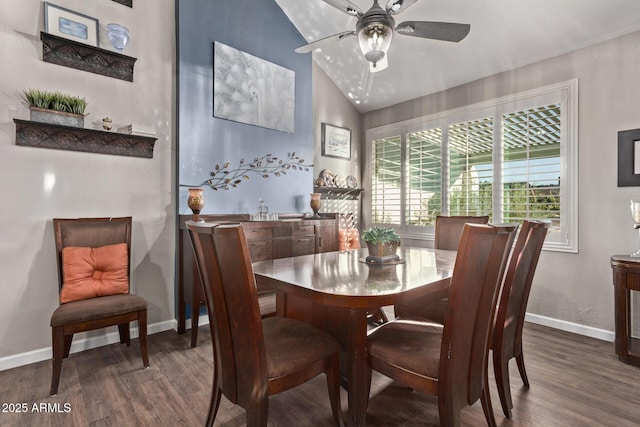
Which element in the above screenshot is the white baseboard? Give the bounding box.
[185,313,210,330]
[0,319,177,372]
[1,313,612,372]
[525,312,614,342]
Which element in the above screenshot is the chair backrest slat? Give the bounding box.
[434,215,490,251]
[438,223,516,406]
[187,222,268,407]
[493,220,549,356]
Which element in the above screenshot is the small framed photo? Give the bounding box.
[618,128,640,186]
[321,123,351,160]
[44,2,99,47]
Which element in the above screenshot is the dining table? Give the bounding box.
[252,245,457,427]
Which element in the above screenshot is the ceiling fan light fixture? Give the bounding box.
[357,22,393,68]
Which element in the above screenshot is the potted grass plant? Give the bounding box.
[20,89,88,128]
[362,227,401,263]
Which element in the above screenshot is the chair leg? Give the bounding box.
[325,353,345,427]
[245,397,268,427]
[205,384,222,427]
[206,348,221,427]
[365,366,373,410]
[515,353,530,387]
[190,302,200,348]
[437,397,460,427]
[50,326,65,395]
[480,367,497,427]
[138,309,149,367]
[63,334,73,358]
[480,384,497,427]
[118,323,131,346]
[493,350,513,418]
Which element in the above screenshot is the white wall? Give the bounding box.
[312,62,363,226]
[363,30,640,336]
[0,0,175,369]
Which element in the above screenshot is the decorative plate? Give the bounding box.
[346,175,357,189]
[320,169,336,187]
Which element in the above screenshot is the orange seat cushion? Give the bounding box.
[338,229,361,251]
[60,243,129,304]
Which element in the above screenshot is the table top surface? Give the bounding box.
[611,254,640,264]
[253,246,457,300]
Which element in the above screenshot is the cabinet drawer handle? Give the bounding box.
[251,242,268,247]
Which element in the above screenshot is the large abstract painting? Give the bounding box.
[213,41,295,133]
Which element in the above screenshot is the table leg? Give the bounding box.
[613,278,629,362]
[345,308,369,427]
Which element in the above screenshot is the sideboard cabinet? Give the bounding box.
[177,214,339,334]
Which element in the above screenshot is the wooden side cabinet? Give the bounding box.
[177,214,339,335]
[610,255,640,366]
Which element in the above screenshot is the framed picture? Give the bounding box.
[321,123,351,160]
[44,2,99,47]
[618,128,640,186]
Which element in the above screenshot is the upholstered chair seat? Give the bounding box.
[51,294,147,327]
[263,316,340,383]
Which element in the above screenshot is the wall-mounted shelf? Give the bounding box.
[41,32,136,82]
[314,187,363,200]
[14,119,156,158]
[112,0,132,7]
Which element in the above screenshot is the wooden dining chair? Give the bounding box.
[434,215,490,250]
[393,215,490,319]
[50,217,148,395]
[366,223,516,427]
[186,221,344,427]
[491,220,549,418]
[393,220,549,419]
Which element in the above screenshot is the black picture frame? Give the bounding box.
[321,123,351,160]
[618,128,640,187]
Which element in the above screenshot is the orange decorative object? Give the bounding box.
[310,193,322,218]
[339,228,361,251]
[188,188,205,221]
[60,243,129,303]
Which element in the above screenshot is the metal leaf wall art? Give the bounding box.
[185,152,310,191]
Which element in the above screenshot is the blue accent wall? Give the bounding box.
[177,0,313,214]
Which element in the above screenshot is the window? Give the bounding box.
[366,80,578,252]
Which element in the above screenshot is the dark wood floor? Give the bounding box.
[1,322,640,426]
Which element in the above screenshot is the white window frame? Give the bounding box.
[364,79,578,253]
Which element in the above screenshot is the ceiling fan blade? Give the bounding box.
[294,31,356,53]
[386,0,421,15]
[321,0,362,16]
[396,21,471,42]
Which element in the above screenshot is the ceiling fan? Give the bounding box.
[295,0,470,72]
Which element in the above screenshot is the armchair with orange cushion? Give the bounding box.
[49,217,148,395]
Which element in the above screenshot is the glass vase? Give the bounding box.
[107,23,130,52]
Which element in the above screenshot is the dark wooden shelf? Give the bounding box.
[314,187,363,200]
[41,32,136,82]
[14,119,156,158]
[112,0,132,7]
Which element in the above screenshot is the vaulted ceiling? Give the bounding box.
[276,0,640,113]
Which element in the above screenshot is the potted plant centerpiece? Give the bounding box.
[362,227,401,263]
[20,89,88,128]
